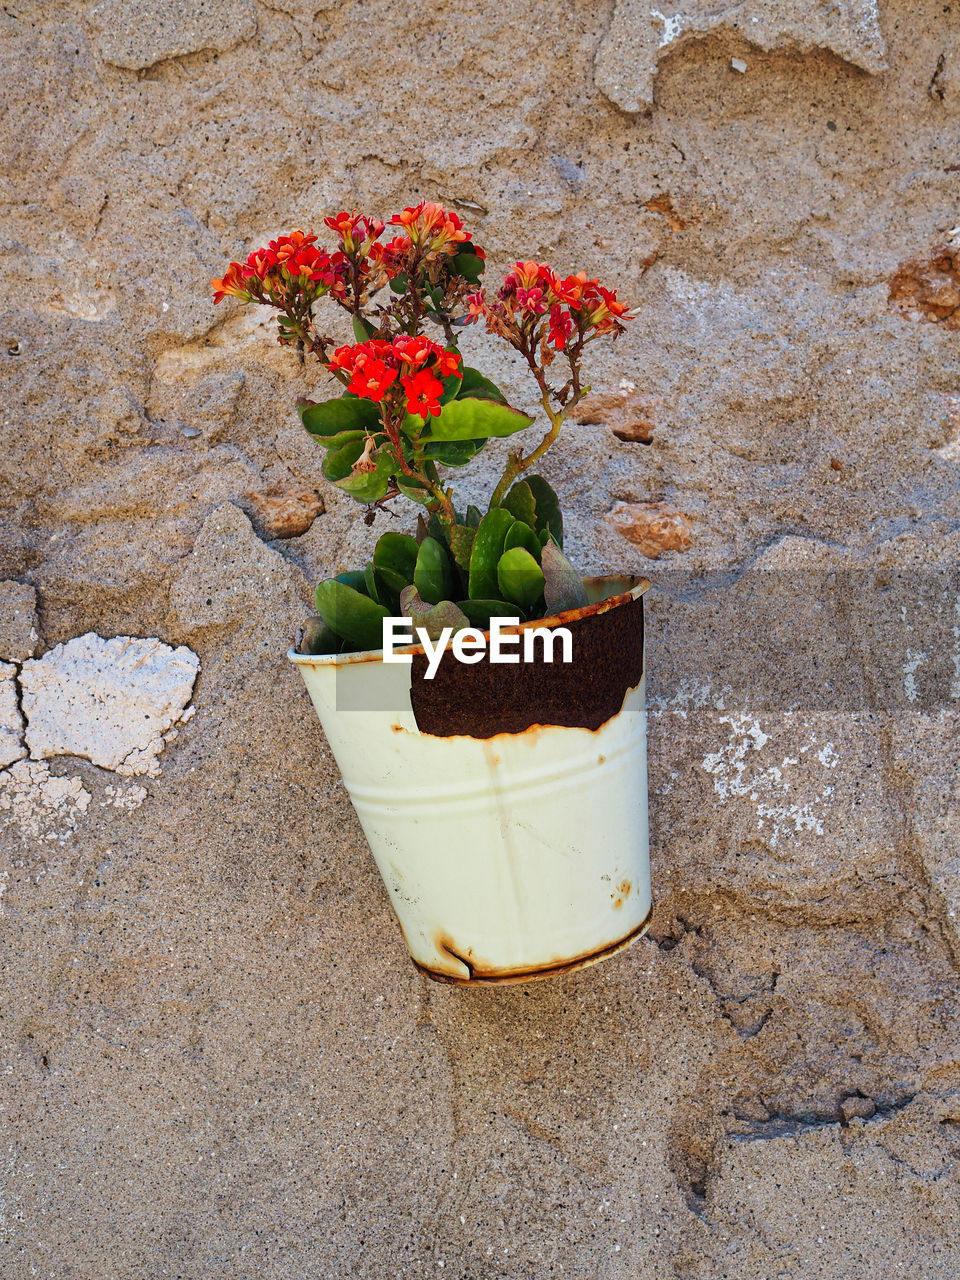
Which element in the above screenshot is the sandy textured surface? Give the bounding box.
[1,0,959,1275]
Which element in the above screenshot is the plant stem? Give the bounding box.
[488,389,565,508]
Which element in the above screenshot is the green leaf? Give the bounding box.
[457,598,517,629]
[423,438,486,467]
[363,561,380,603]
[497,546,546,612]
[395,474,433,505]
[428,397,534,441]
[503,519,541,561]
[501,480,537,528]
[335,569,368,593]
[448,523,476,571]
[458,367,508,404]
[414,536,454,606]
[299,616,343,655]
[451,251,485,283]
[352,314,377,341]
[541,538,588,613]
[525,474,563,548]
[311,428,368,452]
[314,579,390,652]
[322,438,392,503]
[373,532,419,585]
[389,273,408,295]
[398,587,470,641]
[298,396,381,438]
[468,508,515,600]
[465,504,483,529]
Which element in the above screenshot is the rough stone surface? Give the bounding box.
[89,0,258,69]
[20,633,200,777]
[607,499,694,556]
[889,240,960,328]
[0,580,40,660]
[2,0,960,1275]
[242,485,325,539]
[570,386,657,442]
[596,0,888,111]
[0,660,26,769]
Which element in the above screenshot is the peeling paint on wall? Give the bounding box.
[0,632,199,843]
[20,634,200,778]
[0,760,91,843]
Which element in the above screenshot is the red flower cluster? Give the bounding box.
[329,336,461,418]
[212,205,485,310]
[388,202,477,259]
[212,230,350,305]
[467,260,630,349]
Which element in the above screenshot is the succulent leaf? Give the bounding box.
[457,598,517,629]
[541,538,588,613]
[458,367,508,404]
[502,480,537,528]
[298,616,342,655]
[468,508,515,599]
[496,546,546,612]
[414,536,455,605]
[298,396,381,437]
[525,474,563,548]
[399,587,470,641]
[503,519,541,561]
[314,579,390,651]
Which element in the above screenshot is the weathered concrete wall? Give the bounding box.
[2,1,959,1275]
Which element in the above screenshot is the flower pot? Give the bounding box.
[289,574,652,985]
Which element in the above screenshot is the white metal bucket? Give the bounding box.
[289,575,651,984]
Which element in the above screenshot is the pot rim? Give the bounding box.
[288,572,650,669]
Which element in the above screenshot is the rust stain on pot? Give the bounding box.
[409,586,646,739]
[417,905,654,985]
[611,879,632,909]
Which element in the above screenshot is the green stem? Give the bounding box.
[488,390,564,508]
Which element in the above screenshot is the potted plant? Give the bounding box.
[211,204,651,984]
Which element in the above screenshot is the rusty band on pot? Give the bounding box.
[409,592,645,738]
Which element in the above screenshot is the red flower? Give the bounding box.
[402,368,444,418]
[346,358,397,403]
[368,235,408,277]
[323,211,384,254]
[330,338,456,415]
[243,247,278,284]
[436,348,462,379]
[516,285,548,315]
[547,303,574,350]
[464,290,487,323]
[393,335,434,368]
[269,229,318,265]
[554,272,590,307]
[211,262,251,304]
